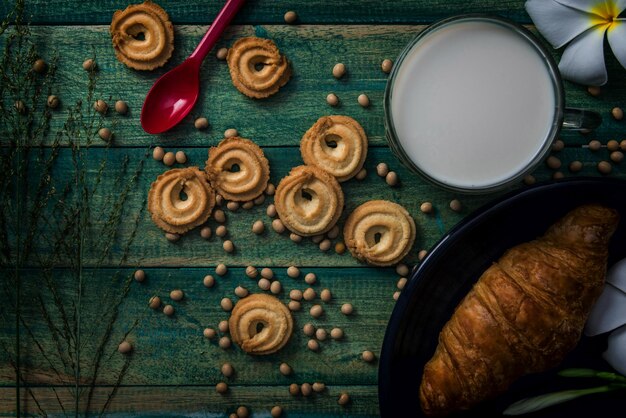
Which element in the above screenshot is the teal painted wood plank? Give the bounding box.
[11,25,625,148]
[0,384,379,416]
[1,267,398,386]
[14,146,625,269]
[5,0,529,25]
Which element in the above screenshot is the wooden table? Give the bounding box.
[0,0,624,416]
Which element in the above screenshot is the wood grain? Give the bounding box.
[4,0,529,25]
[11,25,625,148]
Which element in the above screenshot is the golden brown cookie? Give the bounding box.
[344,200,416,266]
[110,1,174,70]
[229,294,294,355]
[274,165,344,236]
[227,37,291,98]
[205,137,270,202]
[148,167,215,234]
[301,115,368,182]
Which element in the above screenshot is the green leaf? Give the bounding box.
[503,386,614,415]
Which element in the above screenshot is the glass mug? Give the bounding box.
[384,15,602,194]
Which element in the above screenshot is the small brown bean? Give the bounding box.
[320,288,332,302]
[284,10,298,23]
[397,277,407,290]
[376,162,389,177]
[153,146,165,161]
[252,220,265,234]
[420,202,433,214]
[341,303,354,315]
[149,296,161,309]
[258,278,271,291]
[362,350,376,362]
[279,362,292,375]
[47,95,59,109]
[607,140,620,152]
[552,171,564,180]
[547,156,561,170]
[219,336,231,349]
[82,58,96,71]
[598,161,612,174]
[267,204,277,217]
[588,140,602,151]
[175,151,187,164]
[319,239,332,251]
[330,327,344,340]
[338,392,350,406]
[253,194,265,205]
[569,161,583,172]
[310,304,324,318]
[165,232,180,242]
[335,242,346,254]
[118,341,133,354]
[170,289,184,301]
[163,152,176,166]
[203,275,215,288]
[332,63,346,79]
[523,175,536,185]
[449,199,462,212]
[381,59,393,73]
[224,128,238,138]
[115,100,128,115]
[418,250,428,261]
[313,382,326,392]
[287,266,300,278]
[221,363,234,377]
[315,328,327,341]
[303,288,316,301]
[396,264,409,276]
[227,201,240,211]
[393,291,401,300]
[235,286,249,298]
[271,405,283,417]
[200,226,212,239]
[261,267,274,279]
[290,289,303,300]
[587,86,601,97]
[551,139,565,152]
[203,327,216,339]
[242,201,254,210]
[612,107,624,120]
[216,264,228,276]
[272,219,286,233]
[385,171,399,186]
[163,304,175,316]
[216,48,228,60]
[134,269,146,282]
[245,266,258,278]
[223,240,235,253]
[288,300,301,311]
[236,406,249,418]
[194,117,209,130]
[289,383,300,396]
[301,383,312,396]
[358,93,370,107]
[98,127,112,141]
[213,209,226,223]
[327,225,340,239]
[620,140,626,151]
[307,339,320,351]
[312,234,324,244]
[303,323,315,336]
[216,382,228,394]
[304,272,317,285]
[355,168,367,180]
[221,297,233,311]
[218,320,229,333]
[94,99,108,114]
[326,93,339,106]
[610,151,624,163]
[33,58,47,73]
[270,280,282,294]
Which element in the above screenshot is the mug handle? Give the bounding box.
[562,108,602,130]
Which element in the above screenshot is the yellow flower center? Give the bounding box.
[590,0,622,31]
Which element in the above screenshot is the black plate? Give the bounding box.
[379,177,626,417]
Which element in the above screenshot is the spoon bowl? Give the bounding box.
[141,0,246,134]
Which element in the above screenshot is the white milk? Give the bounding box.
[390,20,556,189]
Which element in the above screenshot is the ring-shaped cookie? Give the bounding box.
[148,167,215,234]
[343,200,416,266]
[205,137,270,202]
[227,37,291,98]
[301,115,368,182]
[229,294,294,355]
[110,1,174,70]
[275,165,344,236]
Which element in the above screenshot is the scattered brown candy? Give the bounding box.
[216,382,228,394]
[319,239,331,252]
[265,183,276,195]
[326,93,339,106]
[301,383,313,396]
[216,47,228,60]
[315,328,327,341]
[304,272,317,285]
[355,168,367,180]
[418,249,428,261]
[227,201,240,211]
[33,58,47,73]
[313,382,326,393]
[330,327,344,340]
[175,150,187,164]
[523,175,536,185]
[607,140,620,152]
[221,297,234,311]
[335,242,346,254]
[252,220,265,234]
[358,93,370,107]
[284,10,298,24]
[163,304,175,316]
[279,362,292,375]
[310,304,324,318]
[289,383,300,396]
[320,289,332,302]
[271,406,283,417]
[261,267,274,279]
[385,171,399,186]
[270,280,282,294]
[612,107,624,121]
[149,296,161,309]
[587,86,601,97]
[393,290,401,301]
[200,226,212,240]
[611,151,624,163]
[194,117,209,130]
[258,278,271,291]
[328,227,340,239]
[134,269,146,282]
[221,363,234,377]
[47,95,60,109]
[253,194,266,205]
[288,300,301,311]
[338,392,350,406]
[235,286,249,298]
[290,289,303,301]
[569,160,583,172]
[307,339,320,351]
[223,240,235,253]
[272,219,286,233]
[118,341,133,354]
[94,99,108,114]
[224,128,238,138]
[303,323,315,336]
[551,139,565,152]
[449,199,462,212]
[245,266,258,278]
[203,275,215,288]
[376,162,389,177]
[332,63,346,79]
[287,266,300,278]
[397,277,407,290]
[203,327,216,339]
[552,171,564,180]
[303,287,316,301]
[381,58,393,73]
[82,58,96,71]
[396,264,409,276]
[163,152,176,166]
[219,320,229,332]
[14,100,25,114]
[236,406,249,418]
[216,264,228,276]
[362,350,376,362]
[242,201,254,209]
[153,146,165,161]
[267,204,277,217]
[115,100,128,115]
[598,161,612,174]
[312,235,324,244]
[420,202,433,214]
[98,127,112,141]
[165,232,180,242]
[219,336,232,349]
[170,289,184,301]
[341,303,354,315]
[588,139,602,151]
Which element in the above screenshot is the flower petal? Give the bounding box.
[558,27,608,85]
[604,324,626,376]
[557,0,626,17]
[608,21,626,71]
[526,0,598,48]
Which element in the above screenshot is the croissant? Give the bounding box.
[419,204,620,416]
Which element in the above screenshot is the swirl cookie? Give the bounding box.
[110,1,174,70]
[344,200,416,266]
[205,137,270,202]
[275,165,344,236]
[148,167,215,234]
[229,294,293,355]
[301,115,368,182]
[227,37,291,98]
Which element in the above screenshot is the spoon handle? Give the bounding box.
[189,0,247,61]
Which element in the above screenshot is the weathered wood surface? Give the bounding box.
[7,0,530,25]
[12,25,625,148]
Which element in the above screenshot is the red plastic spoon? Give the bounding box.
[141,0,247,134]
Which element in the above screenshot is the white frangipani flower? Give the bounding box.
[525,0,626,86]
